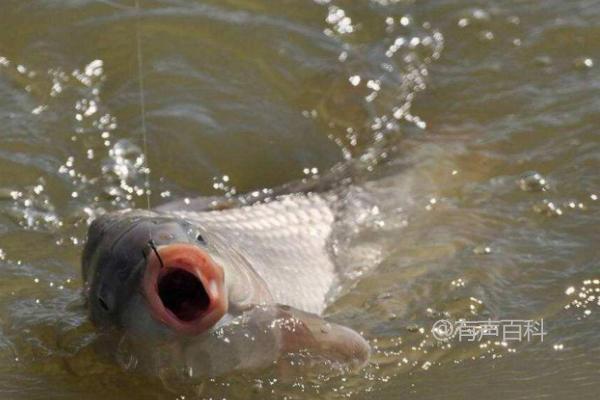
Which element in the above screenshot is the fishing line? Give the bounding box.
[134,0,152,211]
[133,0,158,258]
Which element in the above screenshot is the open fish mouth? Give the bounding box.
[143,243,227,335]
[158,268,210,321]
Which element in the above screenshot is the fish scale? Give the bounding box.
[169,193,336,314]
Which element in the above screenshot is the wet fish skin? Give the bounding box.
[82,194,370,375]
[195,304,369,376]
[82,210,199,336]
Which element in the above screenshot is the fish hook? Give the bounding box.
[148,239,165,268]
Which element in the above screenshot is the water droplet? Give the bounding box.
[472,9,490,20]
[518,172,549,192]
[565,287,575,295]
[349,75,361,86]
[533,200,563,217]
[473,246,492,255]
[479,31,494,41]
[574,57,594,69]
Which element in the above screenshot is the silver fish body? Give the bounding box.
[82,192,369,376]
[166,193,336,314]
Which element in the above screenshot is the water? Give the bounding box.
[0,0,598,398]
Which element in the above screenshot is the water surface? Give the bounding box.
[0,0,598,399]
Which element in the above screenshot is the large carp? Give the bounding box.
[82,191,370,377]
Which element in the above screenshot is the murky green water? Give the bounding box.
[0,0,598,398]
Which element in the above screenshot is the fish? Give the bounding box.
[81,191,370,377]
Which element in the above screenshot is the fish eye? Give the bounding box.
[98,297,110,311]
[196,233,206,244]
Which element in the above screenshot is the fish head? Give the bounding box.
[82,210,227,339]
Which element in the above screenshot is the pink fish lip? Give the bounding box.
[143,243,227,335]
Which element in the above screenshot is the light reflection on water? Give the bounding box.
[0,0,599,399]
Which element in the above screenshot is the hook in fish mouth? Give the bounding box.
[142,243,227,335]
[147,240,164,268]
